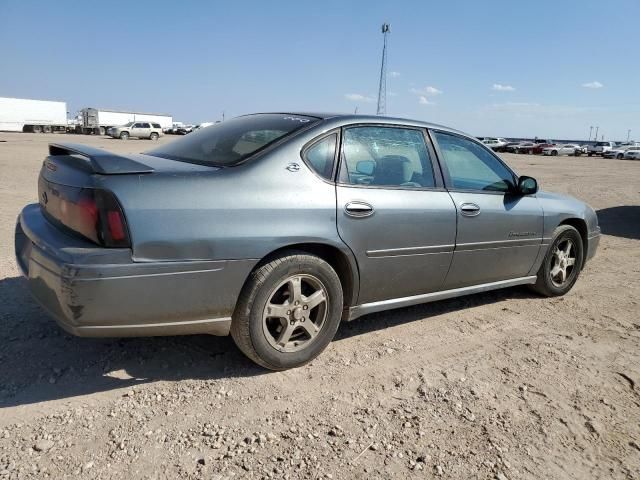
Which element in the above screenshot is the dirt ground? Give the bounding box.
[0,132,638,480]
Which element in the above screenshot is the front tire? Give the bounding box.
[530,225,584,297]
[231,252,343,370]
[551,150,558,156]
[119,131,129,140]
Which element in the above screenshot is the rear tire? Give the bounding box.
[119,131,129,140]
[530,225,583,297]
[617,153,623,159]
[150,132,159,141]
[32,125,42,134]
[231,252,343,370]
[42,125,52,134]
[99,127,106,136]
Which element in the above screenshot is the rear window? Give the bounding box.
[147,114,320,166]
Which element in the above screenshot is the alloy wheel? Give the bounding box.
[549,238,576,287]
[262,274,329,353]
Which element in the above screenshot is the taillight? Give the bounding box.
[94,190,131,247]
[61,189,130,247]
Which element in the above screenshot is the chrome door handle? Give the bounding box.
[345,201,374,217]
[460,203,481,217]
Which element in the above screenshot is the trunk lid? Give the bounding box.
[39,143,218,247]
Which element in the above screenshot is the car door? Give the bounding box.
[335,125,457,305]
[139,122,151,138]
[431,130,543,289]
[130,122,144,138]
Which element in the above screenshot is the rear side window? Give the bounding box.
[152,123,161,128]
[339,126,435,188]
[303,134,337,180]
[147,114,319,166]
[141,123,151,128]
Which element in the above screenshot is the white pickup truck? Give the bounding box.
[588,141,616,156]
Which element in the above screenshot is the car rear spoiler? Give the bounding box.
[48,143,155,175]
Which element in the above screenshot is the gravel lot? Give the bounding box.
[0,132,639,479]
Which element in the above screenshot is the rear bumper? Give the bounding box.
[15,204,256,337]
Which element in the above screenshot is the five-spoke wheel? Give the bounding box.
[531,225,584,296]
[231,252,343,370]
[262,275,328,353]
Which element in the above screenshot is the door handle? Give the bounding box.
[460,203,481,217]
[345,201,374,217]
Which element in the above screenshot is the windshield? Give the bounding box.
[147,114,320,166]
[122,122,134,127]
[595,142,610,146]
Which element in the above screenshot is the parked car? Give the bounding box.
[531,143,556,155]
[503,142,521,153]
[176,125,194,135]
[623,147,640,160]
[15,113,600,370]
[513,142,535,154]
[542,144,581,156]
[603,145,634,159]
[193,122,215,131]
[588,141,616,156]
[108,122,164,140]
[482,137,508,151]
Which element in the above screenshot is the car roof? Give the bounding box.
[246,112,471,137]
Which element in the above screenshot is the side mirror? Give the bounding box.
[517,176,538,195]
[356,160,375,176]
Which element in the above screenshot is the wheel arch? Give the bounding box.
[559,217,588,255]
[251,242,359,309]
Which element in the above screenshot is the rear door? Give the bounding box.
[335,125,457,304]
[431,130,543,289]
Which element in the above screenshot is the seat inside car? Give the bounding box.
[372,155,414,186]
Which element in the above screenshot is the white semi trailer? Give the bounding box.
[78,108,173,135]
[0,97,68,133]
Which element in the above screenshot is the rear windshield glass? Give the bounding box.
[147,114,320,166]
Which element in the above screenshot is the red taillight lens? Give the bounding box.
[95,190,131,247]
[107,210,126,242]
[61,190,100,244]
[39,177,131,248]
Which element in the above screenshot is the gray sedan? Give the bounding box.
[15,113,601,370]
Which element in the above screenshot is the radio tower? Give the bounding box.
[376,23,390,115]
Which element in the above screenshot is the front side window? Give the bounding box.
[339,126,435,188]
[133,123,143,128]
[147,114,320,166]
[432,131,515,192]
[303,134,337,180]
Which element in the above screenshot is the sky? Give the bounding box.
[0,0,638,140]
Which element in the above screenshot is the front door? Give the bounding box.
[335,125,457,305]
[430,130,543,289]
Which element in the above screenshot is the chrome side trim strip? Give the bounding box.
[455,238,543,251]
[347,276,537,321]
[366,244,454,258]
